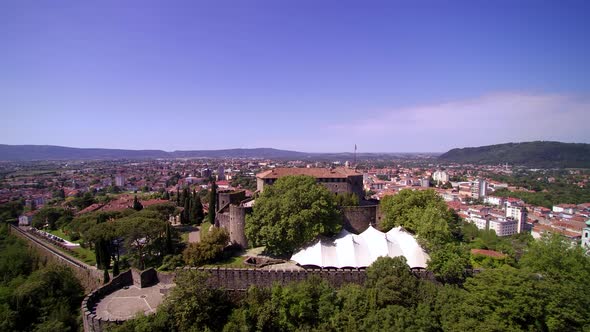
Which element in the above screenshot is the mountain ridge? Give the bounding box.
[0,144,433,161]
[438,141,590,168]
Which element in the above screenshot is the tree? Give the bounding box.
[183,227,229,266]
[379,189,460,250]
[191,190,205,224]
[161,270,232,331]
[103,268,110,284]
[427,242,472,283]
[245,175,342,256]
[133,195,143,211]
[118,211,167,269]
[208,181,217,224]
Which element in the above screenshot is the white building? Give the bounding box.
[489,218,519,237]
[432,170,449,184]
[470,214,490,231]
[18,214,32,226]
[484,196,504,206]
[115,175,126,187]
[506,205,527,233]
[582,220,590,253]
[471,179,487,199]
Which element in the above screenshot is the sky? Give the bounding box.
[1,1,589,153]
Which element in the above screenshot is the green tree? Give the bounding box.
[183,227,229,266]
[245,175,341,256]
[208,181,217,224]
[380,189,459,250]
[133,195,143,211]
[428,242,472,283]
[161,270,232,331]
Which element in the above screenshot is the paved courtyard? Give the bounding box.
[94,284,174,320]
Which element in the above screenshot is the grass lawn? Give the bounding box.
[72,246,97,266]
[200,222,211,240]
[48,229,83,244]
[180,232,189,243]
[203,254,252,268]
[47,229,96,266]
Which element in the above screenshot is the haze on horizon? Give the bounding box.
[1,1,589,153]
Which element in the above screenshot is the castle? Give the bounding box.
[214,168,379,248]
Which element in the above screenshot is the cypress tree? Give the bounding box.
[165,222,173,255]
[194,195,205,225]
[133,195,143,211]
[103,268,110,284]
[112,260,120,277]
[176,188,180,206]
[208,180,217,224]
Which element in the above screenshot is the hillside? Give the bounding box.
[0,144,439,161]
[0,145,309,161]
[439,141,590,168]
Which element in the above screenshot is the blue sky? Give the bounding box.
[1,1,589,152]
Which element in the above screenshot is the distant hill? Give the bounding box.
[439,141,590,168]
[0,145,308,161]
[0,144,439,161]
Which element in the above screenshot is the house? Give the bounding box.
[18,213,33,226]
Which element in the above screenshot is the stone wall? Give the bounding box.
[81,268,176,332]
[82,270,133,332]
[341,205,377,233]
[217,190,246,212]
[9,225,102,292]
[229,205,249,247]
[185,267,367,290]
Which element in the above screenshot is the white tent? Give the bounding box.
[290,226,429,269]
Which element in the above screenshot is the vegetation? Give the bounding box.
[114,237,590,332]
[0,224,84,331]
[183,227,229,266]
[208,181,217,224]
[380,189,462,251]
[439,141,590,168]
[245,175,341,256]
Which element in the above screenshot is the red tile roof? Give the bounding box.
[257,167,361,179]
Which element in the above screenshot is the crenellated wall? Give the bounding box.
[184,267,368,290]
[82,270,133,332]
[81,268,175,332]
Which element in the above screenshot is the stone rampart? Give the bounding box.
[185,267,368,290]
[81,268,175,332]
[9,225,102,292]
[82,270,133,332]
[341,205,377,233]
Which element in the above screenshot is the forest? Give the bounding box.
[0,224,84,332]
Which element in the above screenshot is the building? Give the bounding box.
[256,167,364,199]
[115,175,125,187]
[506,205,527,233]
[217,165,225,181]
[489,218,519,237]
[484,196,504,206]
[552,204,576,215]
[471,179,487,199]
[420,178,430,188]
[18,214,33,226]
[432,170,449,184]
[582,220,590,253]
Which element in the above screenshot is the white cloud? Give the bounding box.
[328,92,590,152]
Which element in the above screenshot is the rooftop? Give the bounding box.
[257,167,361,179]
